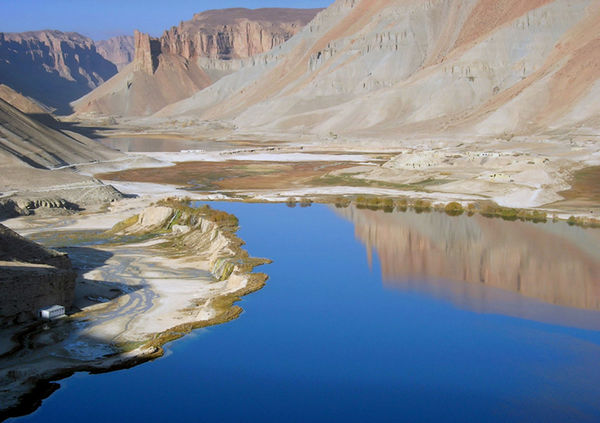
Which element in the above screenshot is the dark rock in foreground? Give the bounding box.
[0,223,76,325]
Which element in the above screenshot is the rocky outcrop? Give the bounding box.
[0,223,76,324]
[95,35,135,71]
[160,8,323,60]
[135,8,322,74]
[133,30,162,74]
[160,0,600,139]
[0,198,78,220]
[73,8,321,116]
[112,200,270,284]
[0,30,118,114]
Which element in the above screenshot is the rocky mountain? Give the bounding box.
[156,0,600,139]
[96,35,135,71]
[0,30,118,114]
[160,8,324,60]
[73,8,322,117]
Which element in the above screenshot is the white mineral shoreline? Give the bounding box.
[0,192,267,418]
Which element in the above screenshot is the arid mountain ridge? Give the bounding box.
[73,7,322,117]
[161,8,325,60]
[0,30,129,114]
[0,7,324,216]
[137,0,600,140]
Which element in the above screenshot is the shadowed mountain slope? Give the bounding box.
[0,84,51,115]
[0,30,118,115]
[0,97,119,169]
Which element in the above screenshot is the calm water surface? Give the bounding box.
[13,203,600,422]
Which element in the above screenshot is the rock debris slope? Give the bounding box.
[156,0,600,139]
[72,8,322,117]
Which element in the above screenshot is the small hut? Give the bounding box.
[39,305,65,320]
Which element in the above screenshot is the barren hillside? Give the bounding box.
[0,97,123,215]
[73,8,322,117]
[155,0,600,139]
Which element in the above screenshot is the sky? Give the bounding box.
[0,0,332,40]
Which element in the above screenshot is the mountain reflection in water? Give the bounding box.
[338,206,600,327]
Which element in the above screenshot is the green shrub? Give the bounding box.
[412,199,432,213]
[110,214,139,233]
[498,207,518,221]
[566,216,600,228]
[444,202,464,216]
[395,198,408,212]
[333,197,351,208]
[529,210,547,223]
[299,198,313,208]
[466,203,477,216]
[381,198,394,213]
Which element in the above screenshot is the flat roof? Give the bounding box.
[40,305,64,311]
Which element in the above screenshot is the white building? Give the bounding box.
[39,305,65,320]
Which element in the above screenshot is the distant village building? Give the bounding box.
[39,305,65,320]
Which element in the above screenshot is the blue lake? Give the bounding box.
[12,203,600,422]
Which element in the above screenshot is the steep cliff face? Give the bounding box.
[0,30,118,114]
[161,8,323,60]
[160,0,600,139]
[73,8,322,117]
[133,30,162,74]
[73,32,212,116]
[95,35,135,71]
[0,223,76,324]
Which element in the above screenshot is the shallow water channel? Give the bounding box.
[12,203,600,422]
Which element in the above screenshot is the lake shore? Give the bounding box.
[1,131,599,420]
[87,132,600,222]
[0,197,269,421]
